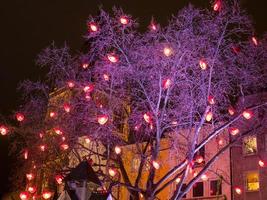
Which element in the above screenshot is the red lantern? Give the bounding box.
[208,95,215,105]
[228,106,235,115]
[16,113,25,122]
[234,187,242,195]
[82,63,89,69]
[195,155,204,164]
[42,191,52,199]
[229,127,240,136]
[67,81,75,88]
[88,22,98,32]
[27,186,37,194]
[19,191,29,200]
[107,54,118,63]
[63,103,71,113]
[259,160,265,167]
[242,110,252,119]
[55,175,63,184]
[108,168,116,177]
[163,79,171,89]
[60,143,69,150]
[40,145,46,151]
[213,0,221,11]
[206,111,213,122]
[143,113,152,123]
[114,146,122,154]
[120,16,129,25]
[26,173,35,181]
[83,84,94,93]
[97,115,108,125]
[0,125,8,136]
[54,128,63,135]
[199,59,207,70]
[152,160,160,169]
[252,37,258,46]
[49,111,56,118]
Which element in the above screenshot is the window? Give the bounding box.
[210,180,222,196]
[243,136,257,155]
[246,172,259,191]
[193,182,204,197]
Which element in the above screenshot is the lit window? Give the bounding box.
[246,172,259,191]
[210,180,222,196]
[193,182,204,197]
[243,136,257,155]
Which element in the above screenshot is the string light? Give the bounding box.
[55,175,63,184]
[67,81,75,88]
[228,106,235,115]
[107,54,119,63]
[152,160,160,169]
[82,63,89,69]
[120,16,129,25]
[97,115,109,125]
[40,145,46,152]
[23,149,29,160]
[234,187,242,195]
[143,113,152,123]
[27,186,36,194]
[16,113,25,122]
[229,127,240,136]
[85,137,91,144]
[242,110,252,119]
[108,168,116,177]
[88,22,98,32]
[63,103,71,113]
[0,125,8,136]
[54,128,63,135]
[213,0,221,11]
[175,177,181,183]
[201,174,208,181]
[26,173,35,181]
[115,146,122,154]
[195,155,204,164]
[163,47,172,57]
[60,143,69,150]
[206,111,213,122]
[19,191,29,200]
[83,84,94,93]
[163,79,171,89]
[258,160,265,167]
[49,111,56,118]
[103,74,110,81]
[208,95,215,105]
[252,37,258,46]
[199,59,207,70]
[42,191,52,199]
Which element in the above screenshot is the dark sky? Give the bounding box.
[0,0,266,197]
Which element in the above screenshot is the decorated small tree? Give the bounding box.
[1,1,267,200]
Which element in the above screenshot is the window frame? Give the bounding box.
[244,171,260,192]
[192,181,204,197]
[242,135,258,156]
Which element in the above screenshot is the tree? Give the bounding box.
[1,1,267,199]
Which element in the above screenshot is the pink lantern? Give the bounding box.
[107,54,118,63]
[229,127,240,136]
[97,115,108,125]
[213,0,221,11]
[152,160,160,169]
[0,125,8,136]
[163,79,171,89]
[42,191,52,199]
[55,175,63,184]
[83,84,94,93]
[26,173,35,181]
[199,59,207,70]
[19,191,29,200]
[27,186,36,194]
[88,22,98,32]
[16,113,25,122]
[120,16,129,25]
[67,81,75,88]
[252,37,258,46]
[242,110,252,119]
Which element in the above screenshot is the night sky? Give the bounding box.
[0,0,266,197]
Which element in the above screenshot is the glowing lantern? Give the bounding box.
[206,111,213,122]
[40,145,46,151]
[208,95,215,105]
[201,174,208,181]
[67,81,75,88]
[242,110,252,119]
[107,54,118,63]
[259,160,265,167]
[42,191,52,199]
[218,139,224,146]
[16,113,25,122]
[49,111,56,118]
[175,177,181,183]
[26,173,35,181]
[60,143,69,150]
[82,63,89,69]
[163,47,172,57]
[63,103,71,113]
[143,113,152,123]
[83,84,94,93]
[23,150,29,160]
[120,16,129,25]
[229,127,240,136]
[61,136,66,141]
[213,0,221,11]
[152,160,160,169]
[88,22,98,32]
[97,115,108,125]
[103,74,110,81]
[55,175,63,184]
[199,59,207,70]
[0,125,8,136]
[27,186,36,194]
[114,146,122,154]
[85,137,90,144]
[108,168,116,177]
[163,79,171,89]
[149,22,157,31]
[228,106,235,115]
[252,37,258,46]
[19,191,29,200]
[235,187,242,195]
[54,128,63,135]
[195,155,204,164]
[193,171,198,177]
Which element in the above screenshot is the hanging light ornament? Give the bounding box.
[97,115,109,125]
[27,186,37,194]
[49,111,56,118]
[103,74,110,81]
[19,191,29,200]
[54,128,63,135]
[258,160,265,167]
[63,103,71,113]
[195,155,204,164]
[40,145,46,152]
[0,125,8,136]
[242,110,252,119]
[55,175,63,184]
[107,54,119,63]
[85,137,90,144]
[175,177,181,183]
[163,47,172,57]
[61,136,66,141]
[228,106,235,116]
[149,22,158,31]
[23,149,29,160]
[213,0,221,11]
[67,81,75,88]
[162,79,171,89]
[16,113,25,122]
[60,143,69,150]
[208,95,215,105]
[229,127,240,136]
[108,168,116,177]
[143,113,152,123]
[83,84,94,93]
[82,63,89,69]
[201,174,208,181]
[206,111,213,122]
[42,191,52,199]
[251,37,258,46]
[218,138,224,146]
[26,173,35,181]
[114,146,122,155]
[199,59,207,70]
[120,16,129,25]
[234,187,242,195]
[88,22,98,32]
[152,160,160,169]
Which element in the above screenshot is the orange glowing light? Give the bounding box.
[152,161,160,169]
[115,146,122,154]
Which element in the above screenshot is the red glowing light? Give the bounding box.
[67,81,75,88]
[16,113,25,122]
[60,143,69,150]
[201,174,208,181]
[195,155,204,164]
[143,113,152,123]
[120,16,129,25]
[229,127,240,136]
[242,110,252,119]
[199,59,207,70]
[114,146,122,154]
[163,79,171,89]
[152,161,160,169]
[55,175,63,184]
[42,191,52,199]
[252,37,258,46]
[61,136,66,141]
[63,103,71,113]
[107,54,118,63]
[27,186,36,194]
[228,106,235,115]
[85,137,90,144]
[82,63,89,69]
[83,84,94,93]
[49,111,56,118]
[88,22,98,32]
[218,139,224,146]
[163,47,172,57]
[206,111,213,122]
[97,115,108,125]
[103,74,110,81]
[259,160,265,167]
[108,168,116,177]
[24,150,29,160]
[54,128,63,135]
[26,173,34,181]
[0,125,8,136]
[213,0,221,11]
[149,22,157,31]
[235,187,242,195]
[40,145,46,151]
[208,95,215,105]
[19,191,29,200]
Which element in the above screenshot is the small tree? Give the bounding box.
[2,1,267,199]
